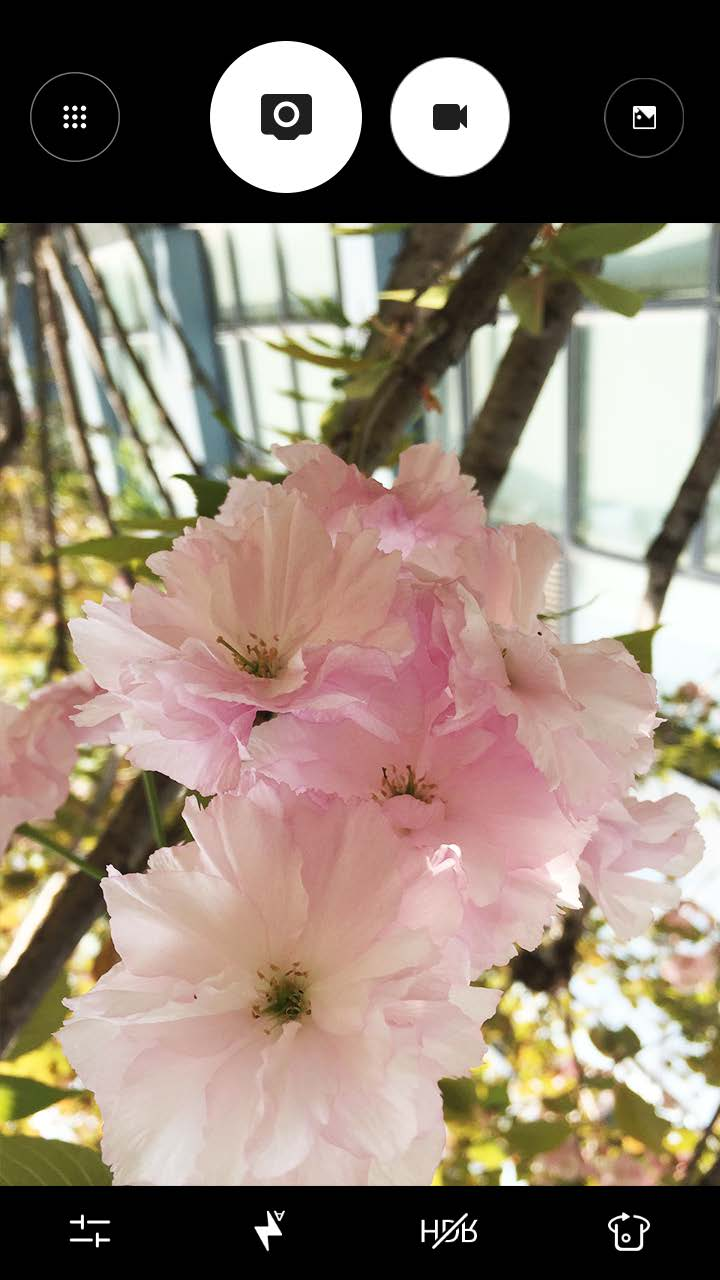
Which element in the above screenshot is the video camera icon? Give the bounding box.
[433,103,467,130]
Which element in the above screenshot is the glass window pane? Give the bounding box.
[200,227,239,325]
[293,324,343,439]
[229,224,282,319]
[243,326,302,451]
[703,474,720,573]
[216,334,257,445]
[469,318,567,532]
[602,224,713,300]
[423,367,465,456]
[276,224,337,317]
[575,309,707,557]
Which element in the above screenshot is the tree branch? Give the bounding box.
[329,224,470,459]
[460,265,599,504]
[0,340,25,470]
[0,773,184,1058]
[68,224,203,475]
[644,400,720,623]
[42,238,177,514]
[31,234,70,674]
[347,223,542,473]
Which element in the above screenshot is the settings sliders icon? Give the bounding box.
[255,1209,284,1252]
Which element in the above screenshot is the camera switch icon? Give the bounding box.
[433,103,467,130]
[608,1213,650,1252]
[261,94,312,139]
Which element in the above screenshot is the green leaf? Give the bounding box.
[0,1134,112,1186]
[0,1075,82,1121]
[613,1083,671,1152]
[379,284,451,310]
[506,1118,570,1158]
[291,293,352,327]
[262,335,378,373]
[570,271,647,317]
[332,223,411,236]
[6,970,69,1060]
[590,1025,642,1060]
[57,534,173,565]
[173,474,230,518]
[506,274,546,335]
[117,517,197,534]
[440,1076,478,1119]
[211,406,243,442]
[552,222,666,262]
[613,626,661,674]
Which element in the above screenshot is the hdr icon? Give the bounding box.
[420,1215,478,1248]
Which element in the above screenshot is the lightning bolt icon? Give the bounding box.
[255,1211,283,1252]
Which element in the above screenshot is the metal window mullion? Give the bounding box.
[273,225,305,437]
[692,223,720,569]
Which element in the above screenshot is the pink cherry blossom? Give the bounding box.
[248,651,590,968]
[578,793,704,939]
[273,440,487,578]
[660,947,719,992]
[0,670,110,855]
[71,486,411,793]
[59,783,498,1186]
[442,583,659,816]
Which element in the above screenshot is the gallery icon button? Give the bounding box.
[30,72,120,162]
[604,78,684,157]
[391,58,509,177]
[210,41,361,192]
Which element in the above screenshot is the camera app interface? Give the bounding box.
[0,25,717,1266]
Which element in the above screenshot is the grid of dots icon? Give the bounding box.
[62,105,87,129]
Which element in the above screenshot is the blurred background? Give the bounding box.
[1,222,718,1187]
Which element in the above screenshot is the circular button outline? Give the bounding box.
[30,71,120,163]
[389,57,510,179]
[603,76,684,159]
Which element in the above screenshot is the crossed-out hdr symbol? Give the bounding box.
[608,1212,650,1252]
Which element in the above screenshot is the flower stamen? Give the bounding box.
[217,633,281,678]
[252,962,311,1032]
[375,763,438,804]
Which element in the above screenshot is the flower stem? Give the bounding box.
[16,823,104,882]
[142,771,166,848]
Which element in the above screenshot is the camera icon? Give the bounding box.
[261,93,312,140]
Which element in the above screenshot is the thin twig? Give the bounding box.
[38,246,134,590]
[41,237,177,514]
[68,223,203,475]
[142,770,166,848]
[683,1098,720,1184]
[16,824,104,881]
[30,233,70,674]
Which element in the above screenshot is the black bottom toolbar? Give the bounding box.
[5,1187,705,1266]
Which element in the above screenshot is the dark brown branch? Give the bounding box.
[644,400,720,622]
[683,1098,720,1185]
[68,224,203,475]
[461,265,599,504]
[0,341,26,469]
[42,238,177,514]
[31,235,70,674]
[507,900,589,991]
[347,223,542,474]
[330,224,470,460]
[0,773,184,1058]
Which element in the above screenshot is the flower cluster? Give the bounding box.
[0,670,109,856]
[57,441,702,1186]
